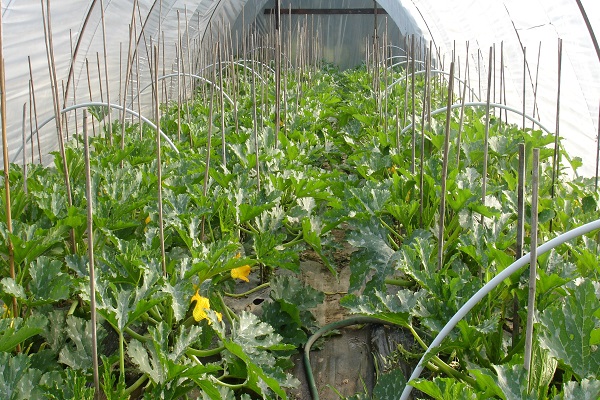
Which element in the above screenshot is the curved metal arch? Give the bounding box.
[399,102,553,137]
[199,61,267,84]
[235,59,276,74]
[135,73,236,108]
[386,44,406,55]
[400,218,600,399]
[11,101,179,163]
[245,46,293,68]
[385,69,480,102]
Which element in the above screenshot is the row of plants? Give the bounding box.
[0,61,599,399]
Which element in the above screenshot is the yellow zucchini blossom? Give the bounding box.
[231,264,252,282]
[190,290,222,323]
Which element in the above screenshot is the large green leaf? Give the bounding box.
[556,379,600,400]
[28,257,72,304]
[0,315,47,352]
[410,377,478,400]
[0,352,44,400]
[538,279,600,379]
[58,315,106,370]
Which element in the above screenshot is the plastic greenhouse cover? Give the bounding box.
[0,0,598,176]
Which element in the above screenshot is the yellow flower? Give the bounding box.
[190,290,222,323]
[231,265,251,282]
[145,216,151,224]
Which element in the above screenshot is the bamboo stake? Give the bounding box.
[99,0,112,144]
[500,42,504,125]
[42,0,75,253]
[201,47,216,241]
[22,104,27,194]
[28,83,34,164]
[28,57,42,163]
[120,0,138,151]
[85,59,97,136]
[522,47,527,132]
[550,39,563,234]
[275,0,281,147]
[251,36,260,191]
[218,42,226,166]
[456,42,470,166]
[411,35,416,175]
[419,47,430,229]
[482,48,493,212]
[60,80,69,143]
[96,52,106,135]
[524,148,540,373]
[437,62,455,271]
[531,42,542,131]
[82,110,100,399]
[133,22,142,139]
[0,13,17,325]
[595,102,600,192]
[229,30,239,136]
[176,42,181,141]
[153,46,166,276]
[513,143,526,348]
[69,29,79,137]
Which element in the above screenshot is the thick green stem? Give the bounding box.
[124,374,148,396]
[119,331,125,385]
[224,282,270,298]
[186,345,225,358]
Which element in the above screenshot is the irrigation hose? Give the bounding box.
[303,316,392,400]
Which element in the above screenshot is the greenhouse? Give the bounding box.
[0,0,599,399]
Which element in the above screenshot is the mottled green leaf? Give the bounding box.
[29,257,72,304]
[538,279,600,379]
[373,368,406,400]
[557,379,600,400]
[410,377,478,399]
[0,315,47,353]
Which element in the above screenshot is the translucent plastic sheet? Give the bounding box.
[0,0,598,175]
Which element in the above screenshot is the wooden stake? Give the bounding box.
[550,38,563,234]
[28,57,42,163]
[456,42,470,165]
[522,47,527,132]
[82,110,101,399]
[524,148,540,373]
[513,143,526,348]
[42,0,75,253]
[99,0,112,143]
[482,48,493,212]
[437,62,455,271]
[201,47,216,241]
[251,35,260,191]
[22,103,27,194]
[85,59,97,136]
[595,102,600,192]
[154,46,166,276]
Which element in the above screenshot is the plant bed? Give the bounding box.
[1,65,599,399]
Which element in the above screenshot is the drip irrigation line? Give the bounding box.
[400,218,600,400]
[303,316,392,400]
[11,101,178,163]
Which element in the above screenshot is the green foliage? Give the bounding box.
[0,63,598,399]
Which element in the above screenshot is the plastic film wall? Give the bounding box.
[0,0,599,175]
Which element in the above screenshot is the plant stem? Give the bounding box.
[224,282,270,298]
[186,345,225,358]
[119,331,125,385]
[124,374,148,396]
